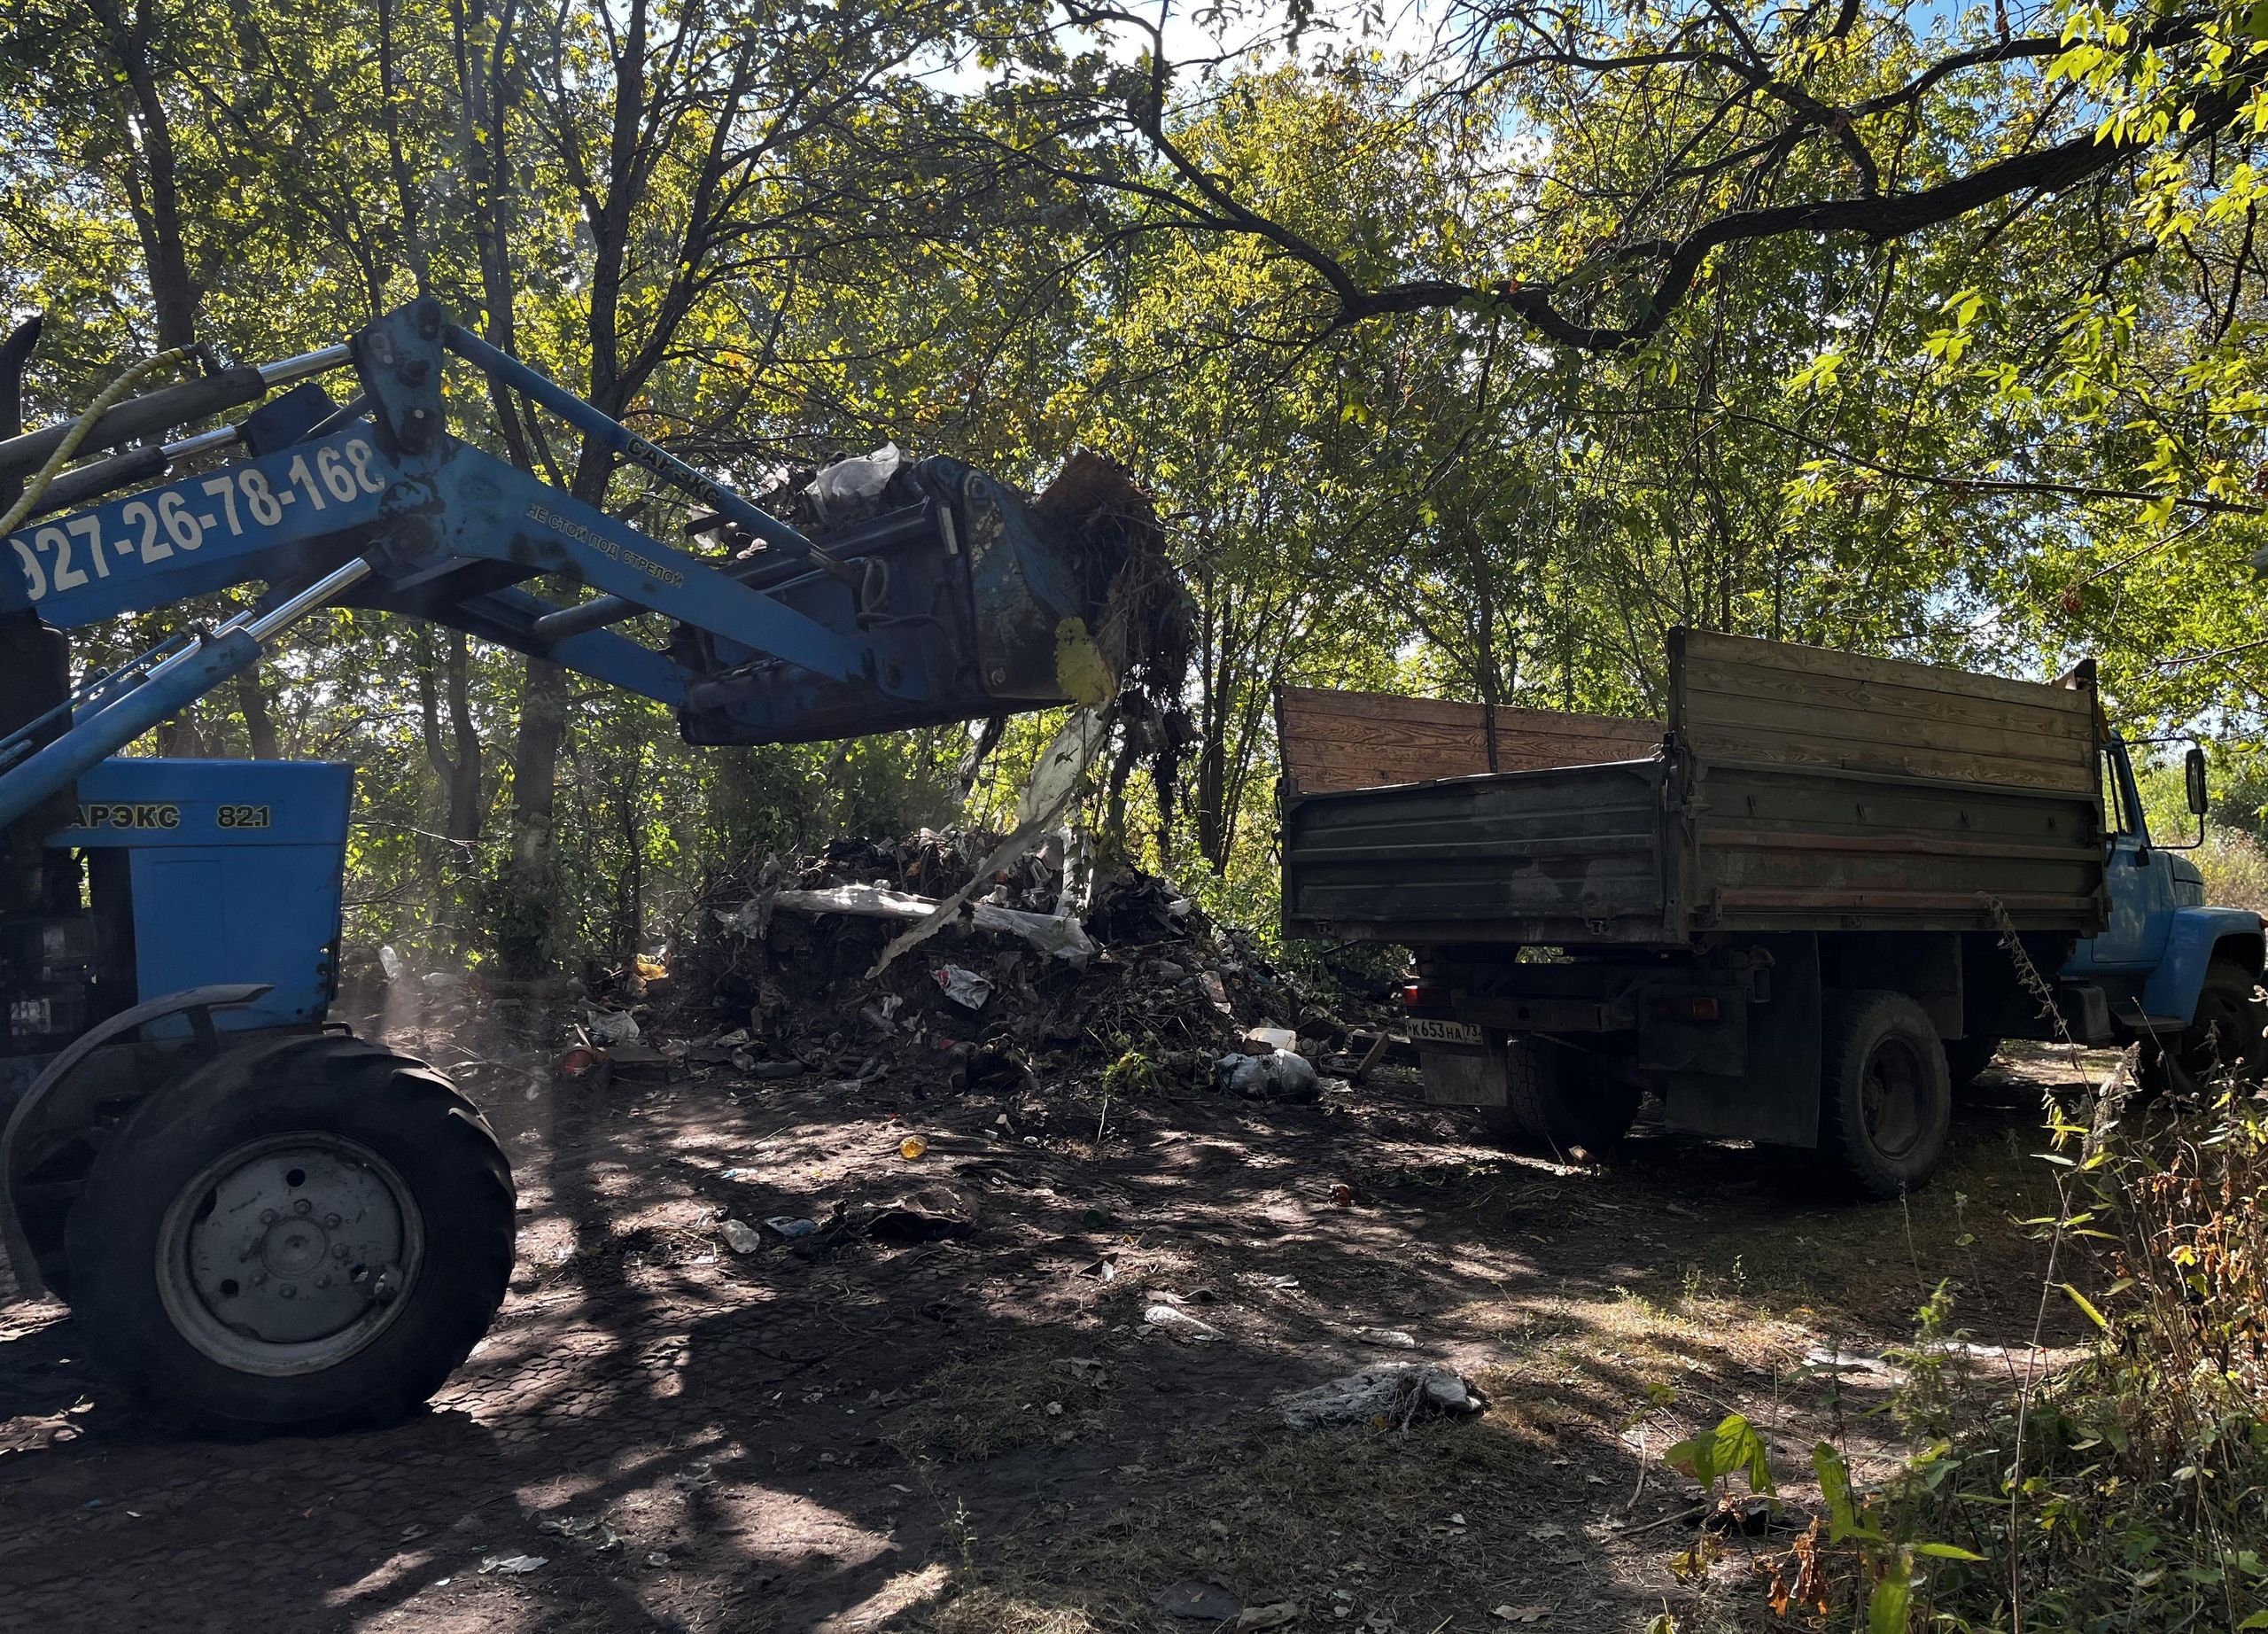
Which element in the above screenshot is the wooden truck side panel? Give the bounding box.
[1278,632,2109,945]
[1668,628,2097,795]
[1282,761,1670,944]
[1274,686,1660,795]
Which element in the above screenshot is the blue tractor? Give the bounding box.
[0,298,1160,1430]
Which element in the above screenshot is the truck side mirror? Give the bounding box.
[2186,745,2210,817]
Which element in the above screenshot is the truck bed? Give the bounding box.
[1278,630,2109,946]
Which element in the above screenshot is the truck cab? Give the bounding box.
[2058,735,2263,1085]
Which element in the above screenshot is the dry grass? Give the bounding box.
[896,1352,1113,1463]
[2196,826,2268,914]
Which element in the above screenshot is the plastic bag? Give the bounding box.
[1214,1048,1319,1101]
[811,442,901,517]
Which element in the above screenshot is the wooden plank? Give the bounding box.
[1687,730,2095,794]
[1678,657,2095,740]
[1276,685,1661,794]
[1674,628,2093,714]
[1668,629,2096,794]
[1677,689,2096,775]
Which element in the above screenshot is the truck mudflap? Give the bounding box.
[2140,907,2265,1026]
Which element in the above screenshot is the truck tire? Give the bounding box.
[1818,991,1953,1200]
[1943,1035,2001,1089]
[65,1032,514,1433]
[2142,959,2267,1097]
[1486,1039,1641,1158]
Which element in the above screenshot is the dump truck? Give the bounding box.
[1277,630,2265,1197]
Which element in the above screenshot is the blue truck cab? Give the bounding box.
[2057,735,2264,1082]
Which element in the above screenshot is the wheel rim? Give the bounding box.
[155,1132,424,1377]
[1860,1037,1928,1160]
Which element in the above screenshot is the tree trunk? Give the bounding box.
[156,708,204,758]
[83,0,198,353]
[235,668,280,759]
[416,627,483,846]
[497,657,570,974]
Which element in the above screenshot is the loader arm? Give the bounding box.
[1,296,1136,828]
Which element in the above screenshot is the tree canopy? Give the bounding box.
[4,0,2265,973]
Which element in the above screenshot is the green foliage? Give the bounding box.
[1665,1412,1775,1497]
[12,0,2268,972]
[1100,1047,1163,1097]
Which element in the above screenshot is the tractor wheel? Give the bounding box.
[66,1032,514,1433]
[1816,991,1953,1200]
[1480,1039,1641,1158]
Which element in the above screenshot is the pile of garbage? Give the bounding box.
[650,826,1402,1101]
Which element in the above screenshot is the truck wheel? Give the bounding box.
[65,1033,514,1433]
[2142,959,2267,1097]
[1488,1039,1640,1158]
[1943,1035,2001,1089]
[1818,991,1953,1200]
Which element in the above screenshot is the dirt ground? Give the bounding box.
[0,1023,2095,1634]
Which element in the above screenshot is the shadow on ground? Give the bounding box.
[0,1034,2088,1634]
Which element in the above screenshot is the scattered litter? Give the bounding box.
[855,1185,977,1241]
[1143,1303,1226,1342]
[422,969,468,991]
[765,1217,818,1240]
[1801,1347,1907,1384]
[754,883,1098,963]
[1355,1327,1416,1349]
[1238,1606,1303,1630]
[1242,1024,1298,1052]
[1216,1048,1319,1101]
[812,441,902,517]
[1276,1364,1485,1431]
[899,1134,929,1160]
[718,1218,764,1255]
[1077,1257,1120,1281]
[1493,1607,1550,1623]
[1199,971,1233,1014]
[646,1551,672,1568]
[478,1554,547,1575]
[1153,1580,1244,1619]
[1526,1523,1566,1540]
[933,965,992,1010]
[1081,1205,1116,1228]
[586,1009,641,1047]
[1057,1358,1107,1384]
[377,945,403,982]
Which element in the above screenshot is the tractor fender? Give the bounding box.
[2141,909,2265,1028]
[0,983,268,1299]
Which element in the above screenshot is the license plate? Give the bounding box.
[1407,1017,1483,1047]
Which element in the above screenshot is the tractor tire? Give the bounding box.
[1481,1039,1641,1158]
[1816,991,1953,1201]
[1943,1034,2002,1090]
[2140,959,2268,1099]
[66,1031,514,1433]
